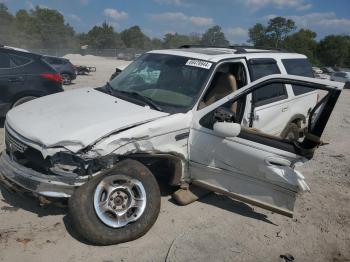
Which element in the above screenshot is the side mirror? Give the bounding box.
[213,122,241,138]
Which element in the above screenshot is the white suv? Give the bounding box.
[0,46,344,245]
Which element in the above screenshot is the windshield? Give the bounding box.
[108,53,212,113]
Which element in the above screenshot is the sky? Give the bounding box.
[2,0,350,44]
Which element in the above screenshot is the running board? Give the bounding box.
[192,180,293,218]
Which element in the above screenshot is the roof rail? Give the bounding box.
[178,44,286,54]
[179,44,230,49]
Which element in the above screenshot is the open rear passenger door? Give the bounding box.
[189,75,343,217]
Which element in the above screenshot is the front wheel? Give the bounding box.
[68,159,161,245]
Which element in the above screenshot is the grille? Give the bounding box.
[5,127,50,173]
[5,128,28,153]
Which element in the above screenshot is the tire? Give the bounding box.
[12,96,37,108]
[283,123,300,141]
[61,73,72,85]
[68,159,161,245]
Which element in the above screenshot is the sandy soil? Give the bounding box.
[0,56,349,262]
[63,54,131,89]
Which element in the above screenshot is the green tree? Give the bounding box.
[248,17,296,48]
[284,29,318,64]
[266,17,296,48]
[29,6,76,49]
[120,26,150,49]
[201,25,229,46]
[248,23,270,47]
[162,33,198,48]
[86,22,116,49]
[0,4,15,45]
[317,35,350,67]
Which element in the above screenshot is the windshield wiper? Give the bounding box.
[105,82,114,95]
[120,91,163,111]
[104,84,162,111]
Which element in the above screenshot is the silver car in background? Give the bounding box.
[331,71,350,83]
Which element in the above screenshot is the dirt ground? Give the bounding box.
[0,55,349,262]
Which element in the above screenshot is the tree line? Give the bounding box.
[1,3,350,67]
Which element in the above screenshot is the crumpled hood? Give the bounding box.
[6,88,168,152]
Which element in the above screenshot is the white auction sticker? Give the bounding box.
[185,59,212,70]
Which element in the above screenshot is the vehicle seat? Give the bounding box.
[203,72,238,112]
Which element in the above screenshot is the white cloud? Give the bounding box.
[150,12,213,27]
[25,0,34,9]
[154,0,184,5]
[267,12,350,34]
[290,12,350,28]
[38,4,51,9]
[225,27,248,44]
[103,8,128,21]
[245,0,312,11]
[67,14,81,22]
[226,27,248,37]
[79,0,89,6]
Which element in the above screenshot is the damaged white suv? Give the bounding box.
[0,46,345,245]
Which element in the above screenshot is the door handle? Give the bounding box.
[265,157,291,167]
[282,107,288,112]
[8,77,24,83]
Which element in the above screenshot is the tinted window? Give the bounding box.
[44,57,63,64]
[335,72,346,77]
[282,58,314,96]
[249,59,287,106]
[0,53,11,69]
[9,54,32,66]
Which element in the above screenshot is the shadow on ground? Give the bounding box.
[0,118,4,128]
[0,184,67,217]
[0,173,276,246]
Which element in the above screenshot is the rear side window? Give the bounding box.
[249,59,287,106]
[0,53,11,69]
[9,54,32,67]
[282,59,314,96]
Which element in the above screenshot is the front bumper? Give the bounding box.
[0,152,87,198]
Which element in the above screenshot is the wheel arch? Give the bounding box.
[280,113,306,138]
[119,153,185,186]
[10,90,45,107]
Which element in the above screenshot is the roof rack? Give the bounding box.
[179,44,230,49]
[178,44,286,54]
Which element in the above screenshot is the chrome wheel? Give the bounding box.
[61,73,71,85]
[93,175,147,228]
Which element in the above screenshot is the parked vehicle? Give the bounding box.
[0,46,344,245]
[312,66,323,74]
[331,71,350,83]
[109,64,128,81]
[75,65,96,75]
[322,67,335,74]
[43,55,77,85]
[0,47,64,118]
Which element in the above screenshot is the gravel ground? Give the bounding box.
[0,56,349,262]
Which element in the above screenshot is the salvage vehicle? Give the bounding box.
[43,55,77,85]
[0,46,64,117]
[0,46,344,245]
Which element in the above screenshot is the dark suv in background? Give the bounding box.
[0,46,64,117]
[43,56,76,85]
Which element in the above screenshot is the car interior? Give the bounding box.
[198,62,247,111]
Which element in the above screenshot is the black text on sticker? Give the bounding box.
[186,60,212,69]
